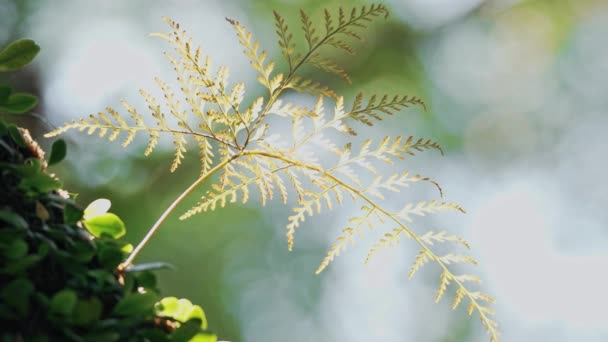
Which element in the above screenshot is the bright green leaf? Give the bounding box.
[83,198,111,220]
[83,213,126,239]
[190,333,217,342]
[0,39,40,72]
[156,297,207,330]
[48,139,67,165]
[113,292,159,317]
[49,289,77,316]
[121,243,133,254]
[0,93,38,114]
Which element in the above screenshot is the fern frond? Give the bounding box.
[438,253,478,266]
[286,183,338,251]
[285,76,337,98]
[452,287,466,310]
[396,200,465,222]
[308,53,351,83]
[315,227,354,273]
[274,11,296,70]
[226,18,276,93]
[348,93,427,127]
[435,271,451,302]
[180,164,288,219]
[365,227,404,263]
[409,249,430,279]
[317,206,375,273]
[195,136,214,175]
[171,133,187,172]
[365,172,443,199]
[300,9,319,50]
[45,9,501,341]
[419,231,470,249]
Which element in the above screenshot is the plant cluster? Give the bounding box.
[46,4,501,341]
[0,40,216,342]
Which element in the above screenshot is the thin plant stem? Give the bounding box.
[118,154,240,271]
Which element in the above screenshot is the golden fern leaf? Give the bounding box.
[285,76,337,99]
[317,206,375,273]
[44,8,501,341]
[308,52,351,83]
[365,227,404,264]
[286,183,339,251]
[348,94,427,127]
[435,271,451,302]
[409,249,430,279]
[396,200,465,222]
[419,231,470,249]
[273,10,296,70]
[226,18,276,93]
[315,227,355,274]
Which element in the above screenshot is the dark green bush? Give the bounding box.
[0,38,215,342]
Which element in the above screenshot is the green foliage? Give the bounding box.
[0,39,40,72]
[48,139,67,166]
[0,123,216,341]
[44,4,501,341]
[0,39,40,116]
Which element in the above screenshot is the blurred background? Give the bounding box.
[2,0,608,341]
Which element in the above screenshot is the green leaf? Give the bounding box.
[19,172,63,193]
[7,125,25,147]
[1,254,42,274]
[69,241,95,263]
[0,39,40,72]
[156,297,207,330]
[190,333,218,342]
[135,271,157,289]
[0,210,28,230]
[64,203,84,225]
[1,277,34,316]
[83,213,126,239]
[83,198,111,220]
[3,239,28,259]
[48,139,67,165]
[0,93,38,114]
[113,292,159,317]
[49,289,77,316]
[97,243,123,270]
[72,297,102,326]
[120,243,133,254]
[171,320,202,341]
[0,85,10,103]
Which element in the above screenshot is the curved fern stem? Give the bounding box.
[118,153,241,271]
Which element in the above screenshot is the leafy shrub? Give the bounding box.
[0,39,215,342]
